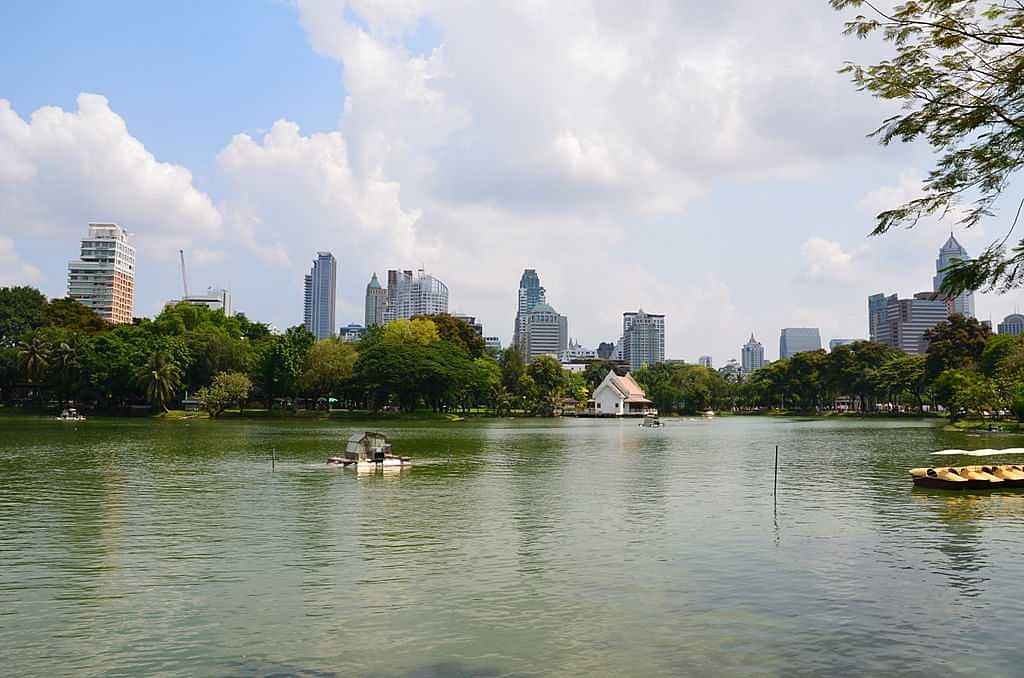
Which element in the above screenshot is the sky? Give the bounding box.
[2,0,1023,364]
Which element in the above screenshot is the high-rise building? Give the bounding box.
[698,355,713,369]
[622,309,665,370]
[523,302,568,359]
[998,313,1024,336]
[514,269,547,352]
[67,223,135,324]
[383,269,448,321]
[933,234,975,318]
[868,292,949,354]
[828,338,858,351]
[741,334,765,374]
[364,273,386,328]
[596,341,615,360]
[779,328,822,359]
[304,252,337,340]
[484,336,502,352]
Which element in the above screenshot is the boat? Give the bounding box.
[327,431,410,472]
[909,464,1024,490]
[56,408,86,422]
[639,414,663,428]
[702,410,715,418]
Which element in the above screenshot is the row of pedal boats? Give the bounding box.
[910,464,1024,490]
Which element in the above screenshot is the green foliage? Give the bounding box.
[633,363,731,415]
[43,298,106,333]
[833,1,1024,292]
[1012,384,1024,422]
[413,314,485,358]
[197,371,252,418]
[932,369,996,421]
[136,351,183,412]
[0,286,48,348]
[300,338,358,399]
[257,326,315,407]
[380,318,440,346]
[923,314,992,381]
[527,355,566,415]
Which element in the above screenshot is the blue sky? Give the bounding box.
[2,1,1021,362]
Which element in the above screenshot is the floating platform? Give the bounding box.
[910,464,1024,490]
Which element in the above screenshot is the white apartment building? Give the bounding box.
[67,223,135,324]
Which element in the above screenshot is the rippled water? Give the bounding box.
[2,415,1024,676]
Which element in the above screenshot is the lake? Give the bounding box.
[2,415,1023,676]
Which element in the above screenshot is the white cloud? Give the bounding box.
[0,237,42,287]
[800,237,860,285]
[0,94,221,255]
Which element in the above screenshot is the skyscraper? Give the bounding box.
[364,272,386,328]
[67,223,135,324]
[622,309,665,370]
[868,292,949,354]
[741,334,765,374]
[698,356,713,369]
[779,328,822,359]
[523,302,568,359]
[514,269,546,352]
[303,252,337,340]
[933,234,976,318]
[383,269,448,321]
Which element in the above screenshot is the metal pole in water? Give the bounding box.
[272,447,276,472]
[773,445,778,496]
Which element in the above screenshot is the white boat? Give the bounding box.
[639,415,663,428]
[702,410,715,418]
[56,408,86,422]
[327,431,410,471]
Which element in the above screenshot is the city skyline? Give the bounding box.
[5,3,1024,364]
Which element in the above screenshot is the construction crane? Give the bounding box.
[179,249,190,299]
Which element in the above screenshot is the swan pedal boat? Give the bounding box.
[910,464,1024,490]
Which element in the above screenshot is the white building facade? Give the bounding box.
[590,371,656,416]
[523,302,568,360]
[384,269,449,321]
[622,309,665,370]
[67,223,135,324]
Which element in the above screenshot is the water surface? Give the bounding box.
[2,415,1023,676]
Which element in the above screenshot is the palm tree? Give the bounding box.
[51,341,80,405]
[136,352,182,412]
[18,334,50,384]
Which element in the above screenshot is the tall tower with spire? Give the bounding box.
[933,234,976,318]
[741,333,765,374]
[364,272,386,328]
[513,269,546,352]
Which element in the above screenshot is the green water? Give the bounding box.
[2,415,1023,676]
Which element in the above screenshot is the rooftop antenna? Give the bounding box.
[179,249,190,298]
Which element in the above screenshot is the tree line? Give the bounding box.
[0,286,591,416]
[3,286,1021,421]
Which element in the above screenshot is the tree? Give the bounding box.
[256,326,314,408]
[932,368,996,421]
[17,333,50,384]
[413,314,485,358]
[380,318,440,346]
[43,298,106,333]
[527,355,565,414]
[0,287,48,348]
[833,1,1024,293]
[300,338,358,401]
[1011,384,1024,422]
[924,314,992,381]
[197,371,252,418]
[136,351,183,412]
[582,360,614,391]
